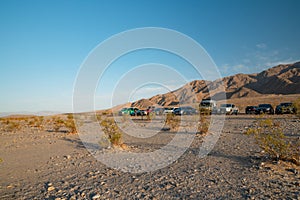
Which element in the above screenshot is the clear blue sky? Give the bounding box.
[1,0,300,113]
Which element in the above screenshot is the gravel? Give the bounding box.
[0,115,299,199]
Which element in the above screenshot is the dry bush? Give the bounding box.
[53,117,65,132]
[165,113,180,131]
[100,118,123,146]
[293,97,300,117]
[199,108,212,115]
[197,115,210,134]
[3,119,21,132]
[64,114,77,134]
[245,118,299,165]
[146,112,155,121]
[96,114,102,122]
[28,118,36,127]
[30,116,44,130]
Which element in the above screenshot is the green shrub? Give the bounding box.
[100,118,123,146]
[245,118,299,165]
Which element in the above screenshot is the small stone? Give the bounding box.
[70,196,77,200]
[47,186,55,192]
[165,184,172,190]
[65,155,71,159]
[100,181,106,185]
[92,194,101,199]
[81,192,86,197]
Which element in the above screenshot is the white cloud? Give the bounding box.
[219,64,251,76]
[256,43,267,49]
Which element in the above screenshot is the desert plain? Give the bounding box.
[0,95,299,200]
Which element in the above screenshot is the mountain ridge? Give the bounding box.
[131,61,300,108]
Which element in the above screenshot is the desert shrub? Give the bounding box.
[100,118,123,146]
[3,120,21,132]
[293,97,300,117]
[28,118,35,127]
[102,110,112,116]
[197,115,210,134]
[199,107,212,115]
[146,112,155,121]
[96,114,102,121]
[0,158,2,163]
[53,117,65,132]
[245,118,299,165]
[165,113,180,131]
[64,114,77,134]
[31,116,44,130]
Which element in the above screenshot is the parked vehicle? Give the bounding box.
[219,104,239,115]
[275,102,296,114]
[255,104,274,114]
[173,106,198,115]
[245,106,258,114]
[119,107,141,116]
[199,99,217,114]
[163,107,177,114]
[137,109,147,116]
[119,108,130,116]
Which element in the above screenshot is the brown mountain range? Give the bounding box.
[130,62,300,109]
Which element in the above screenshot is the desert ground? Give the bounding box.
[0,109,299,200]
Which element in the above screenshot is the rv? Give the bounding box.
[199,99,217,114]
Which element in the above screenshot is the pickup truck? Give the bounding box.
[219,104,239,115]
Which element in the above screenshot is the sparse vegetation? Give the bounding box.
[64,114,77,134]
[293,97,300,117]
[146,112,155,121]
[197,115,210,134]
[100,118,123,146]
[96,113,102,122]
[2,119,21,132]
[53,117,65,132]
[245,118,299,165]
[30,116,44,130]
[165,113,180,131]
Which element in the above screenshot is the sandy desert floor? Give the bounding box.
[0,114,299,200]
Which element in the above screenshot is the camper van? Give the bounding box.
[199,99,217,114]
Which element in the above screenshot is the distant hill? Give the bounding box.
[0,111,61,118]
[131,62,300,109]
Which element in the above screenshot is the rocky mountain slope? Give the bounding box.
[132,62,300,108]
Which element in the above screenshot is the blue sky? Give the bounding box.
[1,0,300,113]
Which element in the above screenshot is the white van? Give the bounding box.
[199,99,217,114]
